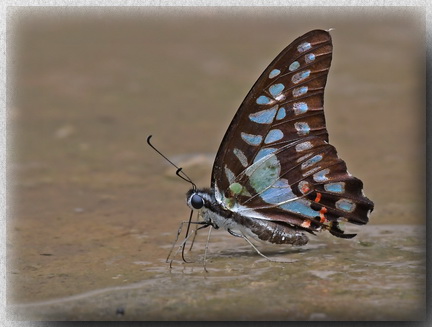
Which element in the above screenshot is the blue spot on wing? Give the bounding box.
[336,199,355,212]
[241,132,262,146]
[254,148,277,163]
[269,69,281,78]
[256,95,272,105]
[276,107,286,120]
[324,182,345,193]
[249,106,278,124]
[247,153,281,193]
[301,155,323,169]
[289,61,300,71]
[313,169,330,182]
[260,179,297,204]
[280,199,319,218]
[264,129,283,144]
[269,83,285,97]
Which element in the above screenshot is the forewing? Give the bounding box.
[212,29,332,190]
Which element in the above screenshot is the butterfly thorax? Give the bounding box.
[186,188,309,246]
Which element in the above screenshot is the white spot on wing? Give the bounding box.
[292,70,310,84]
[298,42,312,53]
[224,165,235,184]
[292,86,308,97]
[294,122,310,136]
[295,141,313,152]
[305,53,315,63]
[233,148,248,167]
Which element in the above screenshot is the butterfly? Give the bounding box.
[149,29,374,265]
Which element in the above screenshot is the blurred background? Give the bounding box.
[7,6,425,320]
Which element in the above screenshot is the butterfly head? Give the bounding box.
[186,188,213,211]
[189,193,204,209]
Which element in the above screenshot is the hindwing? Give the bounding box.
[211,29,373,237]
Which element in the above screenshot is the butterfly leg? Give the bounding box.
[228,229,275,261]
[168,223,211,269]
[188,211,202,252]
[166,220,209,264]
[228,229,293,263]
[202,225,213,273]
[227,228,243,238]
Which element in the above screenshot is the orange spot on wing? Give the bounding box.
[319,207,328,223]
[301,219,311,228]
[314,192,322,203]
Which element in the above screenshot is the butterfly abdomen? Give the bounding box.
[233,214,309,246]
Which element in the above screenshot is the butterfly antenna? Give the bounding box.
[175,168,197,190]
[147,135,197,190]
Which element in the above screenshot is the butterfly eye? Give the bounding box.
[190,194,204,209]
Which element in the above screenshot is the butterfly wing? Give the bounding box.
[211,29,373,237]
